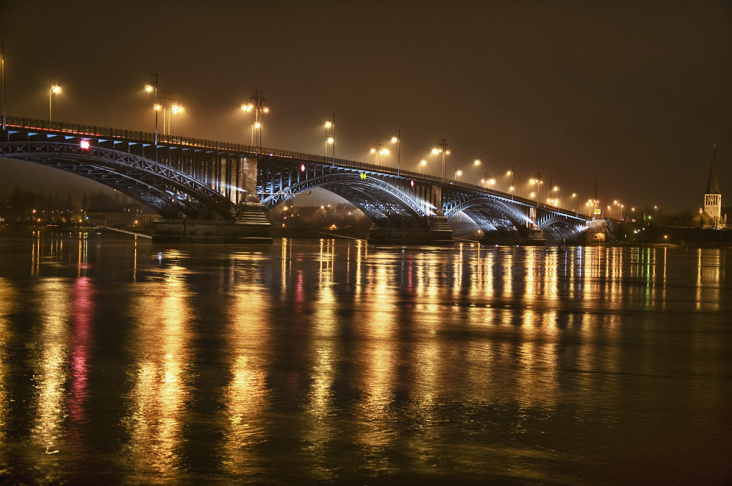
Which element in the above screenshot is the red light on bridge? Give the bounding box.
[80,140,90,150]
[300,164,306,172]
[410,180,415,187]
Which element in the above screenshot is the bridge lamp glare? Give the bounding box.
[391,136,398,143]
[474,159,481,166]
[327,137,334,144]
[254,121,261,128]
[144,84,154,93]
[80,140,90,150]
[431,148,440,155]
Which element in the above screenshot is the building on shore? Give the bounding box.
[703,144,726,229]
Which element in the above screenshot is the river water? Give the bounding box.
[0,232,730,485]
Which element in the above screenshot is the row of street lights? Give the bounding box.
[20,66,637,218]
[137,81,614,216]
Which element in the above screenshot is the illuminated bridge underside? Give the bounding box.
[444,188,588,242]
[0,141,238,221]
[261,171,432,229]
[448,197,530,237]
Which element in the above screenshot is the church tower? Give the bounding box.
[703,144,725,228]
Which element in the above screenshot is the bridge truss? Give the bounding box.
[1,117,590,242]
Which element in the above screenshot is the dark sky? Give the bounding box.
[1,0,731,213]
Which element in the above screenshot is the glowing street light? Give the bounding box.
[161,91,182,137]
[529,172,542,206]
[242,89,269,153]
[454,167,463,180]
[506,166,515,199]
[571,192,578,215]
[144,74,159,144]
[370,139,390,166]
[49,75,61,123]
[390,130,401,176]
[325,113,335,165]
[418,157,427,173]
[432,138,449,179]
[551,184,560,207]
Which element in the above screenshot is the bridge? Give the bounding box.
[0,116,590,244]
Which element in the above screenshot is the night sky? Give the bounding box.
[1,1,731,213]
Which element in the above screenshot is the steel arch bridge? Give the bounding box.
[1,117,590,243]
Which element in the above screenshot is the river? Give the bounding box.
[0,231,730,484]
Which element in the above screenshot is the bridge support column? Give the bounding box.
[241,156,258,201]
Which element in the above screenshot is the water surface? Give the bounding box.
[0,233,730,484]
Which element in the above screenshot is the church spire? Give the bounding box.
[707,144,721,194]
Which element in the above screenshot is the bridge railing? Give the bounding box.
[4,115,447,182]
[3,116,587,221]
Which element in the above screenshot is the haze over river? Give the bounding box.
[0,232,730,484]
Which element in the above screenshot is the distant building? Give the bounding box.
[703,144,726,229]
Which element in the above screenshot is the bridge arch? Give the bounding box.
[446,196,535,238]
[261,172,433,229]
[0,140,239,221]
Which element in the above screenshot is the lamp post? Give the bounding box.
[529,172,542,206]
[242,89,269,153]
[551,184,560,207]
[474,155,483,186]
[418,157,427,173]
[160,91,182,137]
[325,113,335,165]
[432,138,449,179]
[454,166,463,180]
[144,74,159,144]
[49,75,61,123]
[507,166,515,199]
[571,193,578,216]
[371,139,389,166]
[390,130,401,176]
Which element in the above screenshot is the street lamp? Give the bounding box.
[49,75,61,123]
[242,89,269,153]
[506,167,515,199]
[454,166,463,180]
[551,184,560,207]
[371,139,389,166]
[474,155,486,187]
[144,74,159,144]
[325,113,335,165]
[390,130,401,176]
[418,157,427,173]
[571,193,578,215]
[432,138,449,179]
[160,91,182,137]
[529,172,542,206]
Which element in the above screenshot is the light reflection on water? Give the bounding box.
[0,233,731,484]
